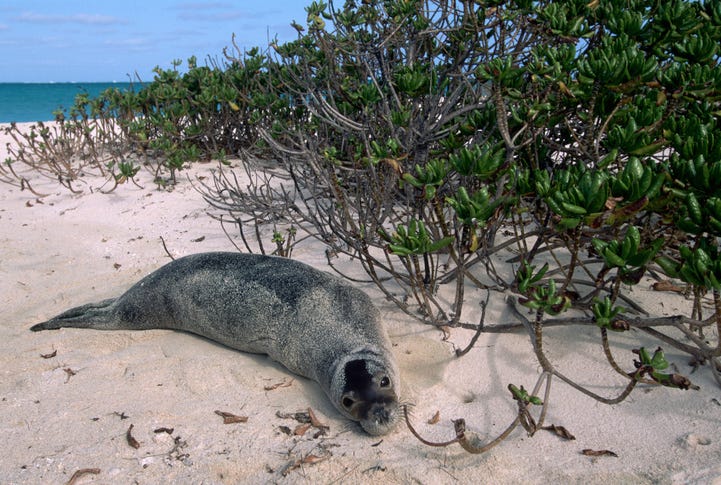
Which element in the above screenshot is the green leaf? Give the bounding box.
[656,256,680,277]
[508,384,543,406]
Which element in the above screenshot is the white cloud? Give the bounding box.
[16,12,125,25]
[174,2,271,22]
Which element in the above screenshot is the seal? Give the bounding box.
[31,252,400,435]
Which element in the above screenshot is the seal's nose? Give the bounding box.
[372,404,391,423]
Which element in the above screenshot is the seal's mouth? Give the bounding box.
[359,400,399,436]
[349,393,399,435]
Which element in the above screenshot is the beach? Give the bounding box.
[2,122,721,484]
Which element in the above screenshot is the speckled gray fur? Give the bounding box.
[31,252,400,434]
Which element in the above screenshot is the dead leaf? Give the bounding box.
[264,378,294,391]
[667,373,699,390]
[541,424,576,440]
[113,263,122,270]
[307,407,327,429]
[276,410,311,423]
[427,410,440,425]
[582,449,618,457]
[652,280,683,293]
[588,214,603,229]
[607,196,649,224]
[40,350,57,359]
[302,454,329,465]
[604,196,623,210]
[381,157,403,175]
[65,468,101,485]
[557,80,575,98]
[63,368,77,383]
[281,453,331,476]
[293,423,312,436]
[214,410,248,424]
[153,427,174,434]
[191,236,206,243]
[126,424,140,449]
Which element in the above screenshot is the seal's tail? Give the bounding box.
[30,298,117,332]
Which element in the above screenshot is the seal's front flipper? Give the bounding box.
[30,298,117,331]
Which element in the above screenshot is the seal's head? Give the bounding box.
[331,351,400,436]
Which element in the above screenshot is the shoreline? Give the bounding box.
[1,125,721,483]
[0,81,138,124]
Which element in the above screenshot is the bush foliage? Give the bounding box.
[4,0,721,451]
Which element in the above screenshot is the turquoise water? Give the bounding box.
[0,82,136,123]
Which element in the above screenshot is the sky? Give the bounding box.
[0,1,311,83]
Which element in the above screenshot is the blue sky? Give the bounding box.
[0,1,311,83]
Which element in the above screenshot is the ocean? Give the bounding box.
[0,82,137,123]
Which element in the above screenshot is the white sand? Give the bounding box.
[2,123,721,484]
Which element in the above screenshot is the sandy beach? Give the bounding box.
[2,122,721,484]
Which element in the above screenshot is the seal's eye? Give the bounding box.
[342,396,355,409]
[380,376,390,388]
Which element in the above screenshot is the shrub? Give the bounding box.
[204,0,721,449]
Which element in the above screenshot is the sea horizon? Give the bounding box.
[0,82,137,123]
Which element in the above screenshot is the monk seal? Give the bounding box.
[31,252,400,435]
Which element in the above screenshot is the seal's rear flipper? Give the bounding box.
[30,298,117,331]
